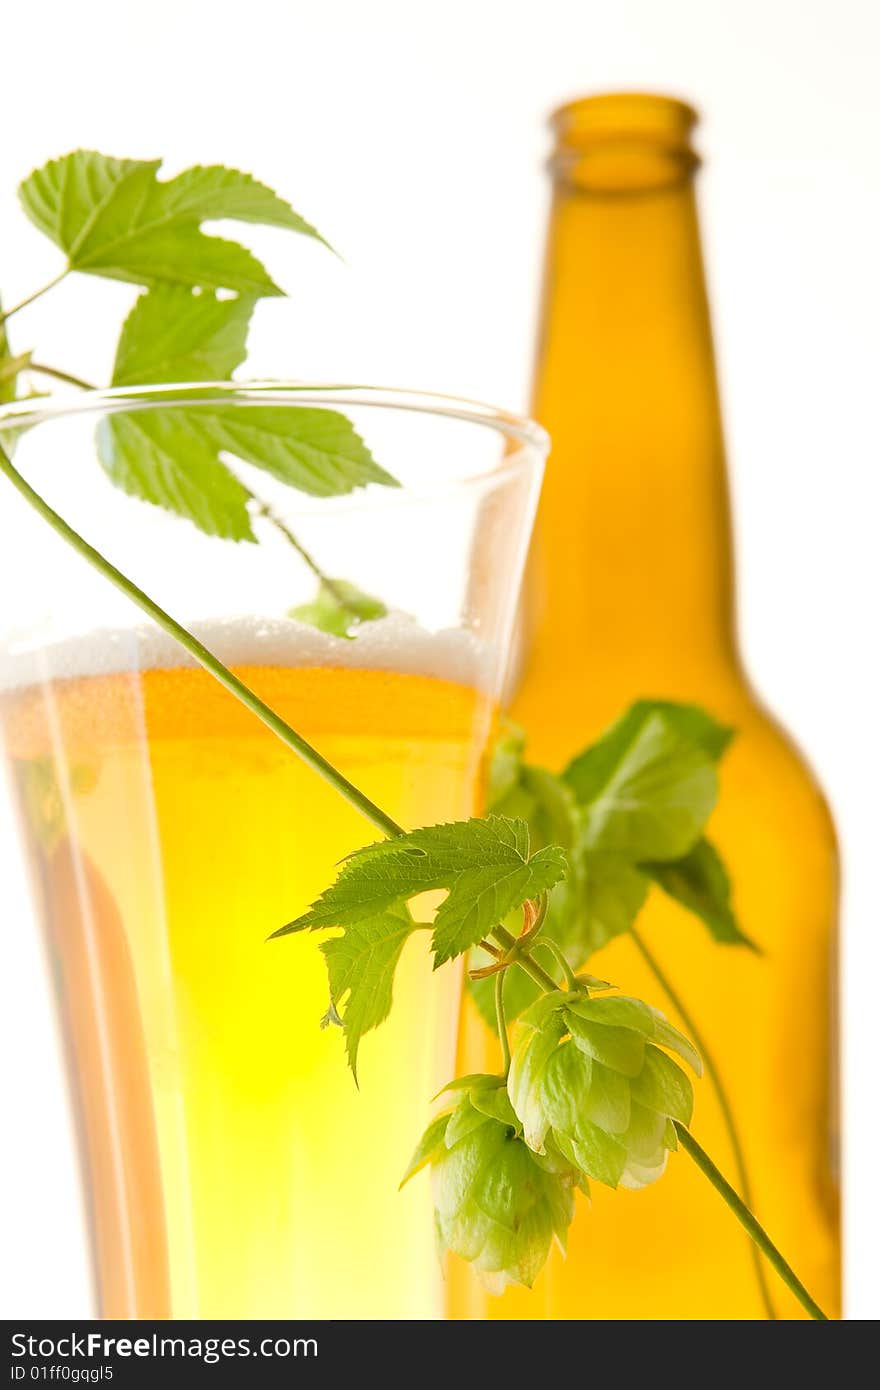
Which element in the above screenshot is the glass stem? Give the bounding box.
[630,925,777,1319]
[0,441,404,841]
[674,1123,828,1321]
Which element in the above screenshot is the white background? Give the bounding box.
[1,0,878,1320]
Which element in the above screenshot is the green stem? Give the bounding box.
[495,971,511,1074]
[28,362,97,392]
[542,938,578,991]
[491,924,560,993]
[674,1122,828,1321]
[11,356,361,621]
[0,270,68,324]
[250,498,361,618]
[0,441,403,842]
[630,926,777,1320]
[0,441,831,1325]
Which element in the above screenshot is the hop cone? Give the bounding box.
[508,991,702,1190]
[401,1074,584,1292]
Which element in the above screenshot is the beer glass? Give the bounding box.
[0,385,546,1319]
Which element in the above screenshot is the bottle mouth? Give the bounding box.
[549,92,700,194]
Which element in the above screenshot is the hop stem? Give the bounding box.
[674,1123,828,1321]
[0,442,403,842]
[630,926,777,1319]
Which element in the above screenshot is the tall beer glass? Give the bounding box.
[0,385,546,1319]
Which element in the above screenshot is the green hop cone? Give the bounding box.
[508,989,702,1191]
[401,1074,584,1293]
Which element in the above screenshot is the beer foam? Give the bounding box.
[0,613,497,693]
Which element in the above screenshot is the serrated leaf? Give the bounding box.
[643,836,758,950]
[99,286,397,535]
[400,1111,451,1188]
[19,152,325,295]
[95,410,255,539]
[319,910,416,1079]
[111,285,254,384]
[289,578,387,639]
[276,816,567,969]
[563,704,719,860]
[184,406,398,496]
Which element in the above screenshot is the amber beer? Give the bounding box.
[0,620,494,1318]
[454,95,840,1319]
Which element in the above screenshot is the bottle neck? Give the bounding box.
[526,117,738,687]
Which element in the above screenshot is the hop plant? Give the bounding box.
[508,988,702,1190]
[402,1074,585,1292]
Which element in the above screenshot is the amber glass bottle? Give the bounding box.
[452,93,840,1320]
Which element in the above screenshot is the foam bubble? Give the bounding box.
[0,613,497,693]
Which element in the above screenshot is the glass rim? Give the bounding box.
[0,381,549,501]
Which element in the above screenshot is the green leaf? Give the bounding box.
[98,286,397,537]
[318,910,416,1080]
[489,730,579,853]
[275,816,567,969]
[643,837,758,950]
[176,405,397,496]
[563,703,719,860]
[399,1111,451,1188]
[624,700,734,759]
[95,409,255,540]
[111,285,254,384]
[487,723,527,808]
[562,853,649,956]
[289,578,388,639]
[19,152,325,295]
[0,298,24,404]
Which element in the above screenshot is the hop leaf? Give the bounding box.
[95,286,397,540]
[402,1079,581,1292]
[563,702,723,860]
[275,815,567,967]
[289,578,387,639]
[19,152,325,295]
[508,990,701,1191]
